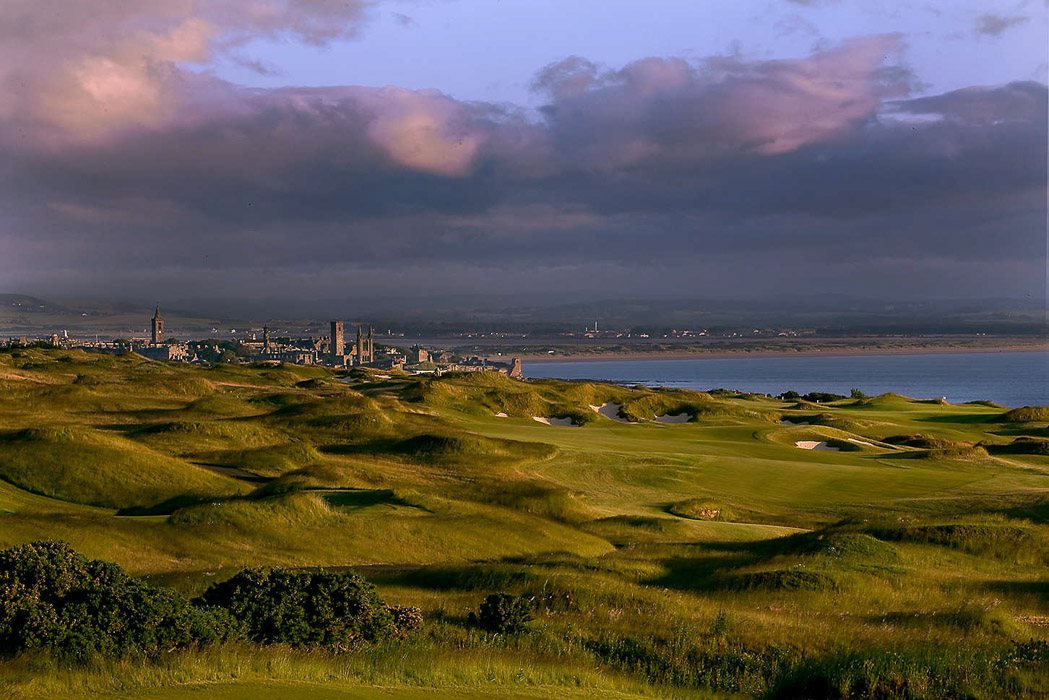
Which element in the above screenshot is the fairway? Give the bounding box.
[0,349,1047,698]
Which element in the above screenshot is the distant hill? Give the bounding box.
[0,294,236,340]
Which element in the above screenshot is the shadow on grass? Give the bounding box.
[367,562,541,591]
[916,414,997,425]
[116,493,225,516]
[981,579,1049,596]
[320,488,431,513]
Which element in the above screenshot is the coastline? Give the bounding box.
[519,342,1049,364]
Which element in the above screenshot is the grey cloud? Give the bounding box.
[534,36,911,169]
[888,81,1047,124]
[974,13,1029,36]
[0,17,1044,305]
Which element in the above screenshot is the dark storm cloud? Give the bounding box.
[0,4,1045,305]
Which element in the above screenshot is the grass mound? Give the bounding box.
[475,480,595,523]
[0,427,247,509]
[183,395,264,418]
[993,406,1049,423]
[804,413,890,434]
[765,426,863,450]
[131,420,284,454]
[669,498,738,522]
[618,391,775,423]
[984,437,1049,456]
[922,445,990,461]
[389,433,556,465]
[204,442,323,477]
[405,375,596,424]
[728,568,839,592]
[307,411,396,435]
[268,394,402,439]
[865,521,1041,560]
[792,531,899,562]
[169,492,340,529]
[582,515,697,545]
[885,434,971,450]
[851,393,920,408]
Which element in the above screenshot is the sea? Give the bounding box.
[524,351,1049,408]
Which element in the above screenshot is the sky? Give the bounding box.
[0,0,1046,313]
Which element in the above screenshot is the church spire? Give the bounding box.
[151,305,165,344]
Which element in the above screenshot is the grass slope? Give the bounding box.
[0,348,1046,698]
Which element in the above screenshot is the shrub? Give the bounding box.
[0,540,239,660]
[387,605,424,638]
[802,392,847,403]
[477,593,533,634]
[199,568,396,649]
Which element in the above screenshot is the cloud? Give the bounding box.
[533,36,911,168]
[888,81,1047,125]
[0,0,371,142]
[974,13,1029,36]
[0,3,1044,306]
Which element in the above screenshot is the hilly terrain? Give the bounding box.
[0,348,1046,698]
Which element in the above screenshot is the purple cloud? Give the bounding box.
[0,2,1043,305]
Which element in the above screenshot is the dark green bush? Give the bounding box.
[477,592,533,634]
[387,604,424,638]
[0,540,238,659]
[199,568,397,649]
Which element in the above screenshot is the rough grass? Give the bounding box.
[994,406,1049,423]
[1,351,1047,699]
[0,426,248,509]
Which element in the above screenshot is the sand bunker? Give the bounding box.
[654,413,691,424]
[848,438,877,448]
[795,440,840,451]
[595,402,631,423]
[494,412,509,418]
[780,420,811,425]
[533,416,576,427]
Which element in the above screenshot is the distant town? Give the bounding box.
[1,306,523,378]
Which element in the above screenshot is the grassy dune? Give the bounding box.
[0,349,1047,698]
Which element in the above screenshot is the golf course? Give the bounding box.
[0,348,1046,698]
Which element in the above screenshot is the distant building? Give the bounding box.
[409,345,430,364]
[139,344,189,362]
[356,325,374,365]
[280,349,316,365]
[330,321,345,366]
[151,306,164,344]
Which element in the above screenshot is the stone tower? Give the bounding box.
[330,321,345,365]
[263,324,270,352]
[356,325,374,365]
[151,306,164,345]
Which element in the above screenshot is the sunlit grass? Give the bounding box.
[0,349,1046,697]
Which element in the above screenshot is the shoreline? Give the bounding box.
[518,343,1049,364]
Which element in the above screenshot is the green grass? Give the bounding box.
[0,350,1047,698]
[0,426,249,509]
